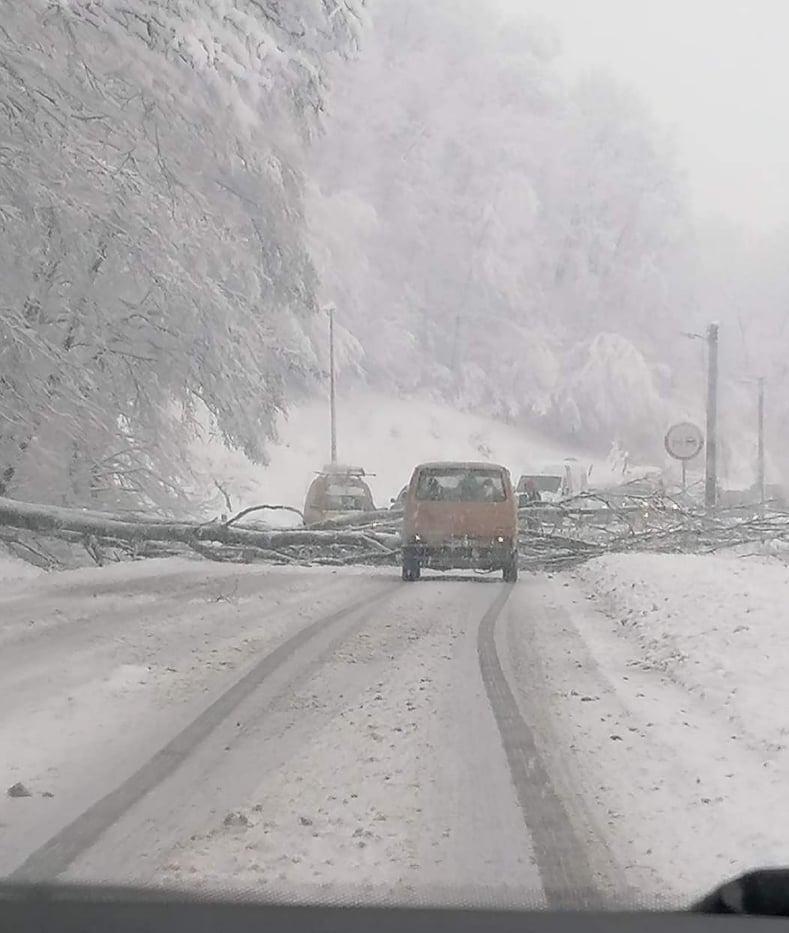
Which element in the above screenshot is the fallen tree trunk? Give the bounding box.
[306,508,400,530]
[3,490,788,572]
[0,496,398,551]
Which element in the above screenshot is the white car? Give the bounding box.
[517,460,591,506]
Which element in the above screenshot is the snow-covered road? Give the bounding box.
[0,556,782,907]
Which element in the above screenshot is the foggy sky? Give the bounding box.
[513,0,788,233]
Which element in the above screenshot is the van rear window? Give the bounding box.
[326,485,366,497]
[322,484,371,511]
[415,468,506,502]
[324,495,369,510]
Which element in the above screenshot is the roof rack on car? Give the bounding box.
[315,464,376,477]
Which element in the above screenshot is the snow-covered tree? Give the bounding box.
[0,0,364,509]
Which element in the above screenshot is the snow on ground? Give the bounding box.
[0,554,43,585]
[5,551,789,904]
[571,552,789,882]
[0,561,385,877]
[188,390,601,521]
[575,553,789,759]
[153,580,541,905]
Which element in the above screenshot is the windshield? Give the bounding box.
[416,468,507,502]
[2,0,788,917]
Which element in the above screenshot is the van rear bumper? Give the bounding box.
[403,541,516,571]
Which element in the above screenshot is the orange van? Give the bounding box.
[401,461,518,582]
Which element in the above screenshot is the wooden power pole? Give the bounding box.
[705,322,719,510]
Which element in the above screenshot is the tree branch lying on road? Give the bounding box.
[0,495,398,567]
[1,491,787,572]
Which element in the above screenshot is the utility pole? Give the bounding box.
[328,306,337,464]
[705,322,719,510]
[757,376,765,508]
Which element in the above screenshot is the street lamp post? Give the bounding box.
[757,376,765,509]
[326,305,337,465]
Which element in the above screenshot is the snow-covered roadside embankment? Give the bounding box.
[0,554,44,586]
[574,553,789,758]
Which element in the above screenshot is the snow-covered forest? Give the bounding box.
[1,0,786,510]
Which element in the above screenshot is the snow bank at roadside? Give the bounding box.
[574,553,789,758]
[0,551,44,585]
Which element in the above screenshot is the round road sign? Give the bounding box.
[664,422,704,461]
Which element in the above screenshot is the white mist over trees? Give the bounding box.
[691,222,789,486]
[310,0,695,457]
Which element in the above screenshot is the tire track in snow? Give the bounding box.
[477,584,600,907]
[10,582,400,882]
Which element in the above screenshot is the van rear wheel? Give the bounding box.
[402,558,421,582]
[502,557,518,583]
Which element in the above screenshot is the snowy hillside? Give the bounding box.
[188,391,602,521]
